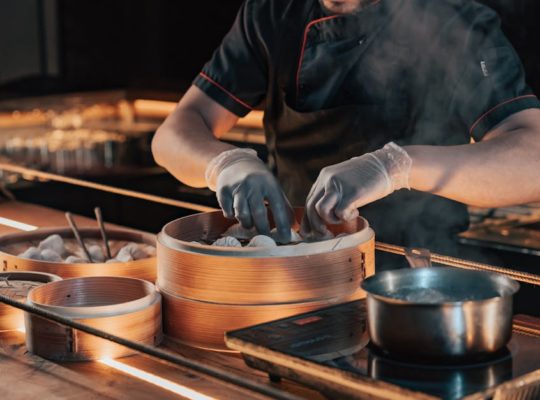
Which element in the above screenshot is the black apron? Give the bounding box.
[263,0,469,265]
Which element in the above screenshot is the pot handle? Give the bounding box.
[404,247,432,268]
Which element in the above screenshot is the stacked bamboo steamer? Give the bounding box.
[157,209,375,351]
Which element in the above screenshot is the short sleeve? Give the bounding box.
[193,0,268,117]
[446,5,540,141]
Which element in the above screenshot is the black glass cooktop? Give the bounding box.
[226,300,540,400]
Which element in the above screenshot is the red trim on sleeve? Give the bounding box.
[469,94,537,135]
[295,16,340,99]
[199,72,254,111]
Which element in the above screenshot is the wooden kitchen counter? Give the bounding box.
[0,200,322,400]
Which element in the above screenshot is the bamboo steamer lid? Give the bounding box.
[25,276,162,361]
[159,285,363,352]
[0,271,61,331]
[0,227,156,281]
[157,210,375,304]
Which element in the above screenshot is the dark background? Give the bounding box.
[1,0,539,99]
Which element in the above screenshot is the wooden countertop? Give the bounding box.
[0,200,322,400]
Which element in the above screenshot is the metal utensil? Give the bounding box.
[65,212,93,262]
[361,267,519,359]
[94,207,112,259]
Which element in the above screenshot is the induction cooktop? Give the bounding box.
[226,300,540,400]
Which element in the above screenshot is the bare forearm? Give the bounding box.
[152,87,239,188]
[407,111,540,207]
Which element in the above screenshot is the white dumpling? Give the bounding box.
[65,255,88,264]
[18,246,42,260]
[142,245,156,256]
[106,258,120,263]
[270,228,303,243]
[115,243,148,262]
[336,233,349,238]
[40,249,63,262]
[247,235,277,248]
[88,245,105,263]
[222,223,257,240]
[38,234,65,256]
[212,236,242,247]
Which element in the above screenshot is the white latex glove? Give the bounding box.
[205,148,293,243]
[302,142,412,237]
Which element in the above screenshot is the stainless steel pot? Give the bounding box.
[360,267,519,359]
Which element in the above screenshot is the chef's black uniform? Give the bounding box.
[193,0,540,266]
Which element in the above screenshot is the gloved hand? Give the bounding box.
[301,142,412,237]
[205,148,293,243]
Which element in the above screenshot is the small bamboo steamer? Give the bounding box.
[157,210,375,304]
[0,271,62,331]
[0,227,156,281]
[25,276,162,361]
[159,285,364,352]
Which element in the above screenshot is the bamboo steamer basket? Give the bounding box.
[0,227,156,281]
[0,271,62,331]
[159,285,363,352]
[157,209,375,304]
[25,276,162,361]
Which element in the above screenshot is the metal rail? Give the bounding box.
[0,292,302,400]
[0,163,217,213]
[375,242,540,286]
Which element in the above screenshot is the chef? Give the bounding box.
[152,0,540,266]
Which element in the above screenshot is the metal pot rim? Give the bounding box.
[360,266,520,306]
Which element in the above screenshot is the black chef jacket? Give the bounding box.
[193,0,540,258]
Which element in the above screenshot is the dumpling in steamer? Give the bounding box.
[212,236,242,247]
[18,246,42,260]
[38,234,65,256]
[222,223,257,240]
[116,243,149,262]
[65,255,88,264]
[88,245,105,263]
[40,249,63,262]
[247,235,277,248]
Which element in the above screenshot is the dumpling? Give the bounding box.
[247,235,277,248]
[40,249,63,262]
[88,245,105,263]
[222,223,257,240]
[212,236,242,247]
[38,234,65,256]
[18,246,42,260]
[116,243,148,261]
[65,255,88,264]
[142,245,156,257]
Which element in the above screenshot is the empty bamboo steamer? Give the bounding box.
[0,271,62,331]
[0,227,156,281]
[25,276,162,361]
[157,209,375,351]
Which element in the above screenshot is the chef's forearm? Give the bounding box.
[406,110,540,208]
[152,95,238,188]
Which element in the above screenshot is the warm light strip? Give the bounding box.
[0,217,38,231]
[99,358,216,400]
